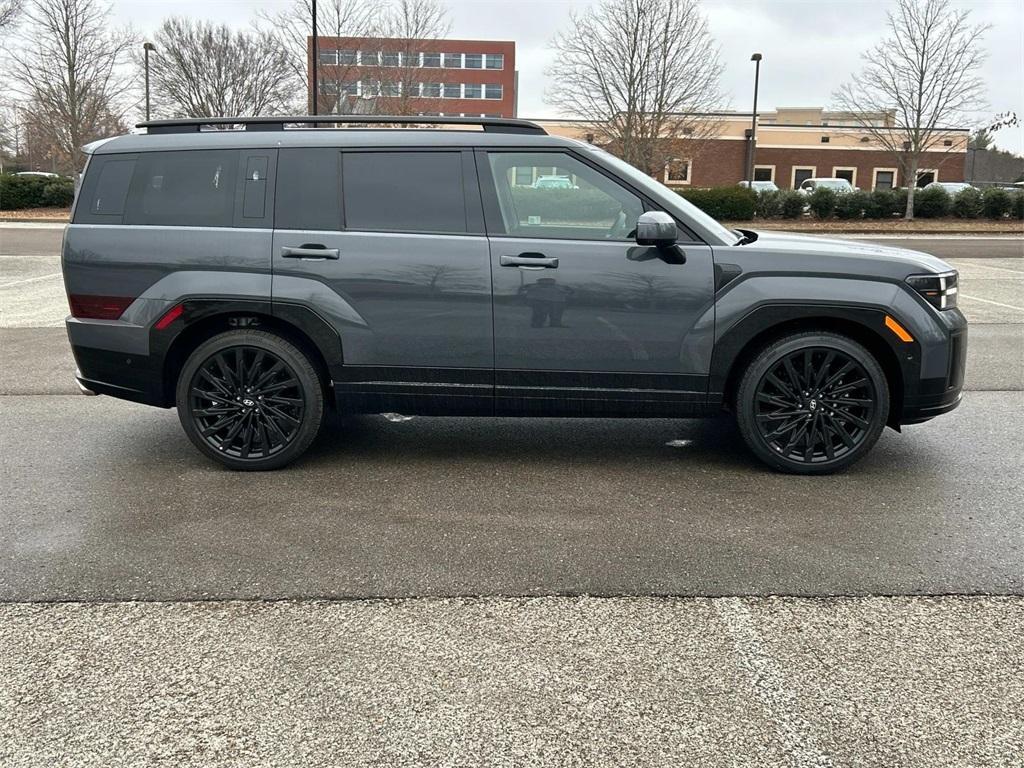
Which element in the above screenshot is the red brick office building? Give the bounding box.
[543,108,969,190]
[308,37,517,118]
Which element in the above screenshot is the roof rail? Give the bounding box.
[135,115,547,136]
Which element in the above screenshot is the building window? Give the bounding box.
[381,82,401,97]
[943,139,953,146]
[441,82,461,99]
[792,166,816,189]
[820,136,830,143]
[833,167,856,186]
[873,169,896,190]
[420,82,441,98]
[464,53,482,69]
[753,166,775,182]
[485,54,504,69]
[916,170,936,187]
[663,158,690,184]
[860,136,870,143]
[421,52,441,68]
[463,83,482,99]
[319,49,338,65]
[382,52,401,67]
[443,53,462,68]
[338,49,357,66]
[484,84,503,100]
[360,51,380,66]
[340,82,359,96]
[513,166,534,186]
[318,80,339,94]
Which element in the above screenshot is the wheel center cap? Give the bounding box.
[808,398,818,411]
[242,398,255,407]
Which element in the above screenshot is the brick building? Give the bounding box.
[308,37,516,118]
[541,108,968,190]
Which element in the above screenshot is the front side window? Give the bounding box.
[127,150,238,227]
[486,152,643,241]
[343,152,466,234]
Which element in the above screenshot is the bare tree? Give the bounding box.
[546,0,724,177]
[148,18,299,118]
[834,0,988,219]
[376,0,451,115]
[0,0,24,31]
[258,0,382,113]
[8,0,132,174]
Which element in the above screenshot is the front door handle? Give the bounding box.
[281,244,340,260]
[500,253,559,269]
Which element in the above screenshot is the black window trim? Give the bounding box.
[473,147,705,245]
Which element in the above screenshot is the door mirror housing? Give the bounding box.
[635,211,678,247]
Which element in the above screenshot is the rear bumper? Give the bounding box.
[67,320,168,407]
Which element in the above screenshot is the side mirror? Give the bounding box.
[635,211,677,247]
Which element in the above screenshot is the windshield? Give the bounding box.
[817,179,851,190]
[587,146,737,244]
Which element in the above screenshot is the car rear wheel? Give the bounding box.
[735,332,889,474]
[176,330,325,470]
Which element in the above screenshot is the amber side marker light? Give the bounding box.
[885,315,914,343]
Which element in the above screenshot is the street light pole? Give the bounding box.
[746,52,762,185]
[311,0,318,115]
[143,42,156,122]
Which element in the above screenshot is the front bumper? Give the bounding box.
[899,316,967,425]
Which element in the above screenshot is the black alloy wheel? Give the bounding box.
[176,330,324,470]
[736,332,889,474]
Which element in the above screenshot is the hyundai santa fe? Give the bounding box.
[62,115,966,473]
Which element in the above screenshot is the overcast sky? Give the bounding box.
[107,0,1024,153]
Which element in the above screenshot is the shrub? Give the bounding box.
[777,190,805,219]
[807,187,837,219]
[0,173,74,209]
[834,190,871,220]
[754,189,781,219]
[865,189,897,219]
[1013,190,1024,220]
[509,187,629,224]
[40,179,76,207]
[982,187,1011,219]
[915,186,951,218]
[952,187,983,219]
[677,187,756,220]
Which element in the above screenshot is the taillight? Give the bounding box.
[68,294,134,320]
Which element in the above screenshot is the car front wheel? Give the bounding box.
[735,332,889,474]
[176,330,325,470]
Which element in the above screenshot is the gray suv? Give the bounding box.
[63,116,966,473]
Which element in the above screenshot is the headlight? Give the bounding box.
[907,271,958,310]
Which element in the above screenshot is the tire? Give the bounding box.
[175,330,325,470]
[735,332,889,475]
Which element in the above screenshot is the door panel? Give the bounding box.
[481,150,716,415]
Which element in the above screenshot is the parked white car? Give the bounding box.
[925,181,974,195]
[739,180,779,193]
[799,177,856,195]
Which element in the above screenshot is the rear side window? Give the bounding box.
[126,150,238,227]
[73,155,137,224]
[342,151,466,234]
[276,148,342,231]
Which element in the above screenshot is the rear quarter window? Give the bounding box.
[73,155,137,224]
[125,150,239,228]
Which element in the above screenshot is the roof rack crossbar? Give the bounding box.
[136,115,547,135]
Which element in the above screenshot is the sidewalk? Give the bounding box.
[2,595,1021,767]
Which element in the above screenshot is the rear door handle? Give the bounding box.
[281,244,340,260]
[500,253,559,269]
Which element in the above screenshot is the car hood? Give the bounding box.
[744,229,954,275]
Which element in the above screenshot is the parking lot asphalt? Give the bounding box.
[1,228,1022,601]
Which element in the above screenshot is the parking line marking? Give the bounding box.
[953,261,1024,276]
[959,294,1024,312]
[0,272,62,289]
[714,597,837,768]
